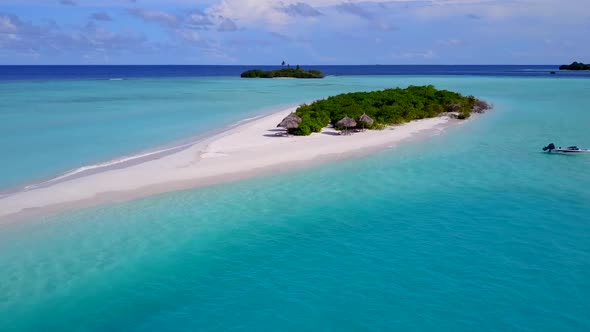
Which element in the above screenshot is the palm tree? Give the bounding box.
[281,60,286,67]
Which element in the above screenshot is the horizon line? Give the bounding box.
[0,64,562,66]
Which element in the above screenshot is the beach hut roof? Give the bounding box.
[285,113,302,123]
[277,118,300,129]
[358,113,374,126]
[336,116,357,128]
[277,113,302,128]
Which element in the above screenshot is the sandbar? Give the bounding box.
[0,107,457,222]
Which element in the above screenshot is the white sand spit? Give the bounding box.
[0,107,455,222]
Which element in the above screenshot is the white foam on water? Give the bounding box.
[9,105,299,196]
[21,143,193,191]
[232,115,264,125]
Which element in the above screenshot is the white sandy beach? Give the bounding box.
[0,107,455,222]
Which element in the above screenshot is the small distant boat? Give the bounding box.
[542,143,590,154]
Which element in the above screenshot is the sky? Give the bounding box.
[0,0,588,65]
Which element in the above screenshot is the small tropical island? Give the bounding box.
[241,65,325,79]
[279,85,491,136]
[0,84,491,220]
[559,61,590,70]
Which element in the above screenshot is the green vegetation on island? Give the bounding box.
[559,62,590,70]
[288,85,491,136]
[241,65,325,79]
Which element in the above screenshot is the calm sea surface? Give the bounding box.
[0,67,589,331]
[0,65,587,191]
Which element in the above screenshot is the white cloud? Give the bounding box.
[0,13,147,59]
[281,2,323,17]
[207,0,589,27]
[0,15,18,33]
[129,8,178,27]
[186,10,214,28]
[206,0,404,29]
[208,0,287,26]
[414,0,590,21]
[218,18,238,32]
[175,29,203,43]
[2,0,587,64]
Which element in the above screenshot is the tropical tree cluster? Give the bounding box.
[289,85,490,136]
[241,67,325,79]
[559,62,590,70]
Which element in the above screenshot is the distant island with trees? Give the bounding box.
[241,63,325,79]
[286,85,491,136]
[559,62,590,71]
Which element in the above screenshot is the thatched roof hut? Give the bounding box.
[336,117,357,128]
[472,99,492,113]
[357,113,374,127]
[277,113,302,129]
[285,113,302,123]
[277,118,300,129]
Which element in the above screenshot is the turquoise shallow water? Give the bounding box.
[1,76,590,331]
[0,75,492,191]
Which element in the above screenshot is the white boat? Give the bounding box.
[542,143,590,154]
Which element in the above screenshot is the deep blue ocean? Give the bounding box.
[2,65,590,81]
[0,66,589,331]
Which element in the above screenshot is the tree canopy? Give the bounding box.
[559,62,590,70]
[241,67,325,79]
[289,85,491,136]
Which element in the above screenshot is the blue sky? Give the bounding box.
[0,0,588,64]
